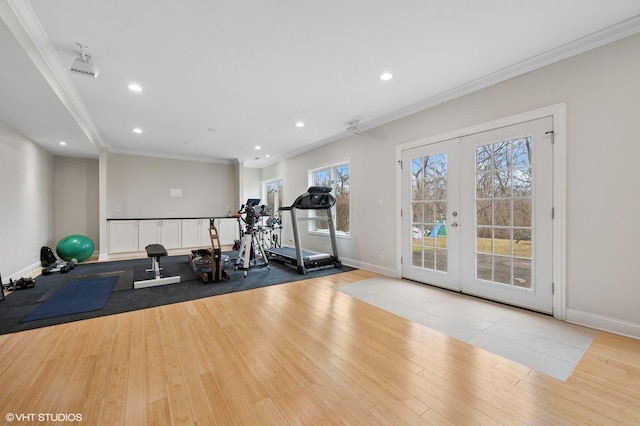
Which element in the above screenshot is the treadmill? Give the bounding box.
[265,186,342,275]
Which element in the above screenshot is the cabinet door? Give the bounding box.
[109,221,139,253]
[218,218,239,246]
[162,220,182,249]
[138,220,162,249]
[182,219,203,248]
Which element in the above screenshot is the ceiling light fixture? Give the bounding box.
[254,145,261,150]
[379,72,393,81]
[70,43,99,78]
[128,83,142,92]
[296,121,305,128]
[133,128,143,134]
[59,141,67,146]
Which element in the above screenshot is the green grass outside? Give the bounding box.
[413,236,531,258]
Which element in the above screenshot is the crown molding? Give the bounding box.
[3,0,105,151]
[362,14,640,132]
[265,14,640,169]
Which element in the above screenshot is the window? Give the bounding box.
[262,178,283,218]
[309,162,350,234]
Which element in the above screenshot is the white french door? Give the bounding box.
[402,117,554,313]
[401,138,461,292]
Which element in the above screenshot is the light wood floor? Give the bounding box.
[0,269,639,425]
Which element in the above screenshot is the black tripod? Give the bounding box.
[235,203,270,278]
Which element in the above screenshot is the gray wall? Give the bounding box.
[0,120,53,279]
[107,153,237,218]
[260,33,640,336]
[53,156,99,246]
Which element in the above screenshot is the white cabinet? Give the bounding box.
[108,220,139,253]
[108,218,229,254]
[181,219,211,248]
[218,218,239,246]
[162,220,182,249]
[138,220,161,249]
[139,220,182,250]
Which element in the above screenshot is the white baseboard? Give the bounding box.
[340,257,396,278]
[4,261,42,282]
[566,309,640,340]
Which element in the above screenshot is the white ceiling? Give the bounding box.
[1,1,640,167]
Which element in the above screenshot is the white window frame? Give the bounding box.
[308,160,351,237]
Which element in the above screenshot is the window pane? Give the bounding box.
[476,172,492,198]
[514,259,532,289]
[512,137,532,167]
[423,202,435,224]
[476,228,492,254]
[477,253,492,281]
[494,170,511,198]
[309,163,350,234]
[513,167,532,197]
[476,145,492,171]
[277,180,283,211]
[476,200,492,226]
[435,248,448,272]
[335,164,350,233]
[434,178,447,200]
[315,209,329,230]
[494,256,512,285]
[263,178,283,218]
[513,229,532,258]
[494,199,511,227]
[412,202,423,223]
[493,141,510,169]
[513,199,531,227]
[314,169,330,186]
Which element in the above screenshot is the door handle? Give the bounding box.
[451,222,459,228]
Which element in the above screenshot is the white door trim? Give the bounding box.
[395,103,567,320]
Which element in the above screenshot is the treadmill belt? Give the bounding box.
[266,247,330,261]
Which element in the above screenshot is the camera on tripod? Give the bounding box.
[235,199,271,277]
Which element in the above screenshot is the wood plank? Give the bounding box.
[0,269,638,425]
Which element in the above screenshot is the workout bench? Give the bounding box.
[133,244,181,289]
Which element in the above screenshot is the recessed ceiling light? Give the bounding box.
[296,121,305,128]
[59,141,67,146]
[266,154,270,158]
[379,72,393,81]
[254,145,261,150]
[128,83,142,92]
[133,128,143,134]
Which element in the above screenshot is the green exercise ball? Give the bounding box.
[56,235,95,262]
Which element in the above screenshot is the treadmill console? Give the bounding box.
[293,186,335,210]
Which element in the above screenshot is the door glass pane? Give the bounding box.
[476,200,492,226]
[494,256,512,285]
[411,153,448,272]
[475,137,533,289]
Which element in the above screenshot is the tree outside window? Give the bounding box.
[263,178,283,218]
[310,162,350,234]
